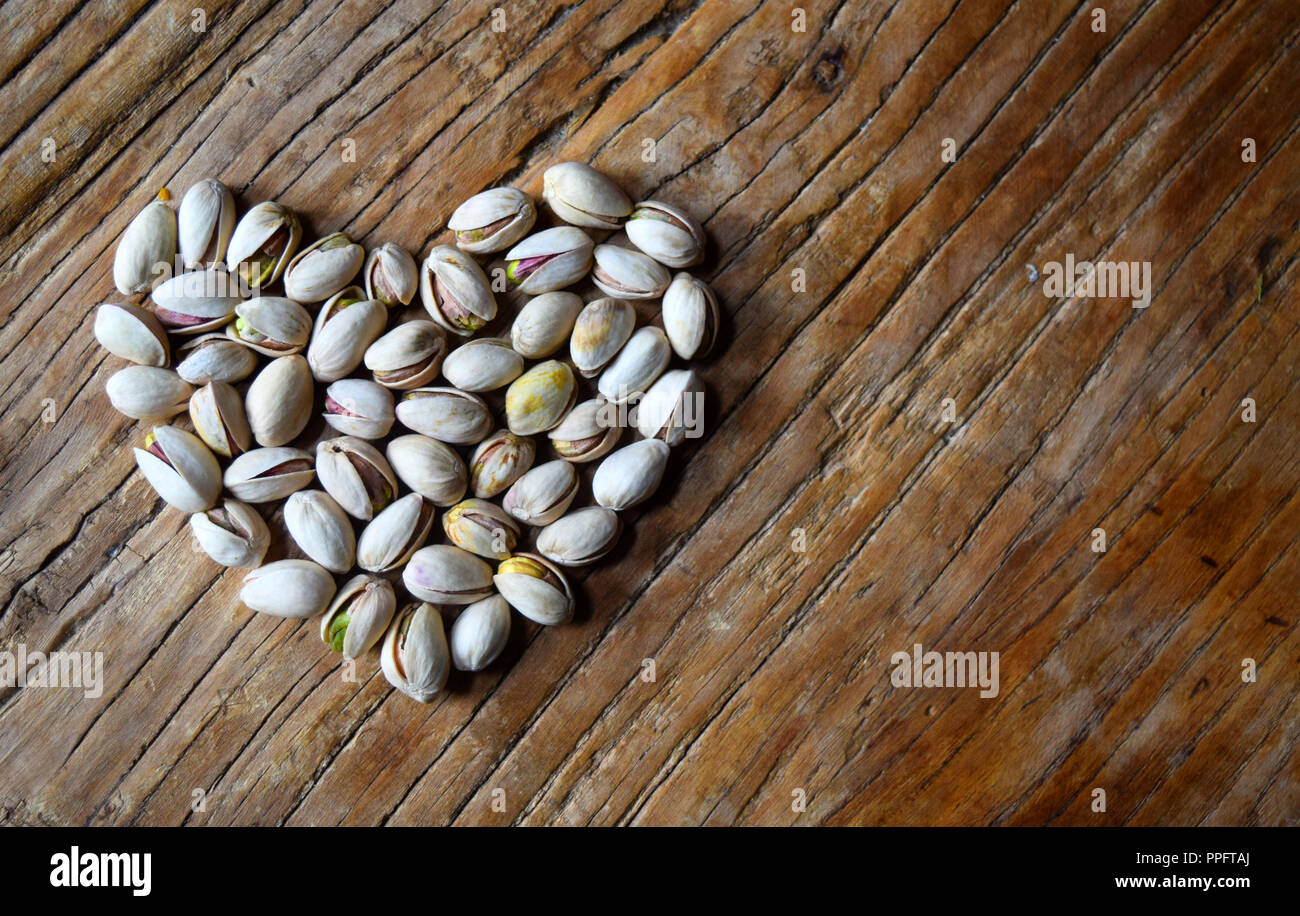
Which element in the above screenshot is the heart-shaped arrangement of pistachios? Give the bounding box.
[95,162,718,702]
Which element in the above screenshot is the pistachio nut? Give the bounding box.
[94,302,170,367]
[449,594,511,671]
[364,242,419,306]
[591,244,670,300]
[188,380,252,458]
[385,434,466,506]
[662,272,720,360]
[150,269,242,334]
[510,291,582,359]
[395,387,493,445]
[494,553,574,625]
[448,187,536,254]
[113,194,177,295]
[569,297,635,377]
[504,359,576,436]
[547,397,621,462]
[504,226,594,295]
[245,354,314,447]
[106,366,193,421]
[176,333,258,384]
[227,296,313,356]
[502,459,579,527]
[226,201,301,287]
[323,378,394,440]
[178,178,235,268]
[364,320,447,389]
[316,436,397,520]
[240,559,335,619]
[441,337,524,392]
[133,425,221,512]
[380,602,450,702]
[536,506,621,566]
[633,369,705,446]
[597,326,670,404]
[356,492,436,573]
[402,544,495,605]
[443,498,519,560]
[284,232,364,303]
[307,288,387,382]
[321,574,397,659]
[624,200,705,268]
[592,439,670,510]
[469,429,535,499]
[189,499,269,568]
[285,489,356,574]
[223,446,315,502]
[419,245,497,336]
[541,162,632,229]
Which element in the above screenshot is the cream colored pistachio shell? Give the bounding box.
[633,369,704,445]
[449,594,511,671]
[189,380,252,458]
[226,201,301,287]
[364,320,446,389]
[542,162,632,229]
[419,245,497,336]
[133,425,221,512]
[547,397,621,462]
[356,493,435,573]
[94,302,169,366]
[502,459,579,527]
[597,326,670,403]
[591,244,670,299]
[441,337,524,392]
[504,226,594,294]
[510,291,582,358]
[240,559,335,619]
[150,269,242,334]
[189,499,269,568]
[662,272,720,360]
[113,197,176,295]
[592,439,670,510]
[307,291,387,382]
[493,553,574,625]
[228,296,312,356]
[178,178,235,268]
[448,187,536,254]
[223,446,315,502]
[285,489,356,574]
[176,334,258,385]
[395,387,492,445]
[569,298,635,377]
[402,545,494,605]
[443,498,519,560]
[624,200,705,268]
[386,434,466,506]
[244,355,313,447]
[381,602,449,702]
[536,507,621,566]
[284,232,364,303]
[106,366,192,421]
[469,430,535,499]
[504,359,576,436]
[323,378,394,440]
[316,436,397,520]
[364,243,418,306]
[321,574,397,659]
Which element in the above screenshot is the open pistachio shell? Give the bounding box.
[494,553,574,625]
[364,320,447,389]
[240,559,335,619]
[321,574,397,659]
[356,492,436,573]
[662,272,720,360]
[380,602,450,702]
[284,232,364,303]
[364,243,418,306]
[189,499,269,568]
[315,436,397,520]
[226,201,301,288]
[151,268,243,333]
[113,196,177,295]
[419,245,497,336]
[443,498,519,560]
[323,378,394,440]
[469,430,535,499]
[133,425,221,512]
[547,397,621,462]
[94,302,170,366]
[307,289,387,382]
[591,244,670,299]
[228,297,313,356]
[448,187,536,254]
[223,446,315,502]
[502,460,579,527]
[569,298,635,377]
[189,380,252,457]
[503,226,594,295]
[633,369,705,446]
[178,178,236,269]
[541,162,631,229]
[624,200,705,268]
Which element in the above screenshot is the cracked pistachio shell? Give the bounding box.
[284,232,364,303]
[381,602,449,702]
[223,446,315,502]
[307,289,388,382]
[449,594,511,671]
[240,559,335,619]
[364,320,447,389]
[542,161,632,229]
[597,326,670,404]
[178,178,236,268]
[502,459,579,527]
[547,397,621,462]
[441,337,524,392]
[316,436,397,520]
[504,226,594,294]
[591,244,670,300]
[443,498,519,560]
[662,272,720,360]
[633,369,704,445]
[356,493,436,573]
[448,187,536,254]
[402,544,494,606]
[469,430,535,499]
[504,359,576,436]
[113,196,177,295]
[569,298,635,377]
[189,499,269,568]
[151,269,242,334]
[624,200,705,268]
[494,553,574,625]
[189,380,252,458]
[106,366,192,421]
[323,378,394,440]
[285,489,355,574]
[386,434,466,506]
[510,291,582,359]
[364,243,418,306]
[245,355,314,447]
[537,507,621,567]
[176,333,258,384]
[322,574,397,659]
[419,245,497,336]
[592,439,670,510]
[226,201,301,287]
[395,387,492,445]
[133,425,221,512]
[94,302,170,366]
[227,296,312,356]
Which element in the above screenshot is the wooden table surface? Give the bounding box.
[2,0,1297,827]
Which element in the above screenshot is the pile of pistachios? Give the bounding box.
[94,162,717,702]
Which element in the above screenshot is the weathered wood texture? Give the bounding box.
[1,0,1297,826]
